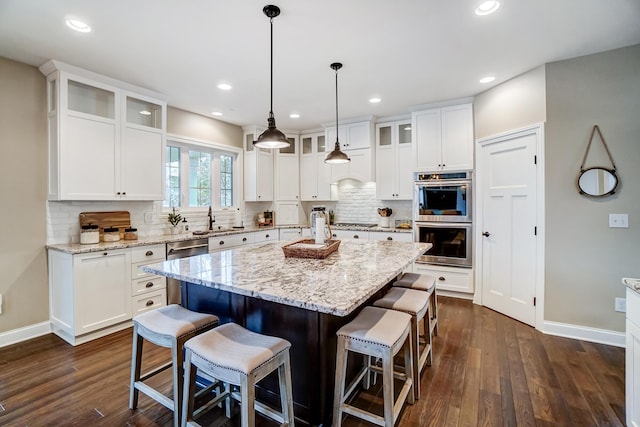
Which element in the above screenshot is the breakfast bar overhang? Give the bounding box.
[142,239,429,426]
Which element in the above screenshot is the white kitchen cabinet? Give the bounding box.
[330,148,375,183]
[276,201,300,226]
[300,132,332,200]
[130,244,167,313]
[325,120,373,150]
[331,229,369,241]
[209,232,255,252]
[326,120,375,183]
[412,103,473,172]
[413,263,474,294]
[280,228,303,241]
[376,120,414,199]
[276,135,299,201]
[48,248,132,345]
[41,61,166,201]
[369,231,413,242]
[627,287,640,427]
[243,127,274,202]
[254,229,277,244]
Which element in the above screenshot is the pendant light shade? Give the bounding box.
[325,62,350,164]
[254,5,290,149]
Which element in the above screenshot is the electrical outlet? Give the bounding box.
[609,213,629,228]
[144,211,153,223]
[615,297,626,313]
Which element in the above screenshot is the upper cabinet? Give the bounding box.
[375,120,413,200]
[243,127,274,202]
[275,135,299,201]
[412,103,473,172]
[300,132,332,201]
[325,119,375,182]
[41,60,166,201]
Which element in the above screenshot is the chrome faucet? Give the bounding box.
[208,207,215,230]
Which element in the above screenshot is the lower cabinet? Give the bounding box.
[209,232,254,252]
[49,248,132,345]
[279,228,303,241]
[412,262,474,294]
[331,229,369,241]
[627,287,640,427]
[130,244,167,315]
[369,231,413,242]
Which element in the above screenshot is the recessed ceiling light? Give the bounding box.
[211,111,223,116]
[475,1,500,15]
[65,19,91,33]
[289,113,300,119]
[369,97,382,104]
[139,110,151,116]
[217,83,232,91]
[479,76,496,83]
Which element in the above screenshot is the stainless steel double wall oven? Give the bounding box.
[413,171,472,267]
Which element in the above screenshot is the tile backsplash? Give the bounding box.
[333,179,412,225]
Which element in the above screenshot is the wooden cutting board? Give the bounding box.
[79,211,131,239]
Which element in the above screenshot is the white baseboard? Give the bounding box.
[0,321,52,348]
[544,320,625,348]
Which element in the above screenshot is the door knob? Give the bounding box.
[482,231,491,237]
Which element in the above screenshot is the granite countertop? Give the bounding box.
[624,278,640,293]
[142,240,430,316]
[46,225,275,254]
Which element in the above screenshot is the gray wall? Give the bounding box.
[0,57,48,332]
[475,44,640,333]
[167,107,242,148]
[545,44,640,332]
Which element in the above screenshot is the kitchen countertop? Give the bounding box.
[142,240,429,316]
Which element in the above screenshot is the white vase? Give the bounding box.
[170,226,180,235]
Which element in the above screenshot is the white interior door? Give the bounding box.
[480,129,538,326]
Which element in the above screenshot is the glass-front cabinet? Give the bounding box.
[40,60,166,201]
[376,119,413,200]
[300,132,331,201]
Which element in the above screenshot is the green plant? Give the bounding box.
[167,208,182,227]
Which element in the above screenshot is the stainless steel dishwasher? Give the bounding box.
[166,238,209,304]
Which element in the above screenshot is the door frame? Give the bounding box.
[473,123,546,331]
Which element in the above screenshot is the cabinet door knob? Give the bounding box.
[116,192,121,195]
[387,237,393,241]
[122,192,126,195]
[146,300,154,307]
[482,231,491,237]
[145,282,154,288]
[242,237,247,242]
[265,234,270,238]
[219,241,225,245]
[145,250,153,256]
[438,276,445,281]
[332,233,337,238]
[103,252,108,256]
[354,235,359,239]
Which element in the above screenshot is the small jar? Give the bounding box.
[80,224,100,245]
[124,227,138,240]
[102,227,120,242]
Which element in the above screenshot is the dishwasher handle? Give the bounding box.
[167,244,208,255]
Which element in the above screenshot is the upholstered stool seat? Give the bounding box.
[333,306,414,427]
[394,272,439,336]
[182,322,294,427]
[129,304,219,427]
[374,287,432,400]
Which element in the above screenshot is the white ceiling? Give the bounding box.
[1,0,639,131]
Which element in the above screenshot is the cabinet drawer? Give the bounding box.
[331,230,369,241]
[131,244,166,263]
[133,289,167,315]
[209,233,253,251]
[254,230,277,243]
[132,260,163,280]
[413,263,473,293]
[132,275,166,296]
[627,288,640,326]
[369,231,413,242]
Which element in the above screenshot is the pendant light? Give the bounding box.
[253,5,290,149]
[325,62,351,164]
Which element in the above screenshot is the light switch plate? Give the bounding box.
[144,211,153,223]
[615,297,626,313]
[609,213,629,228]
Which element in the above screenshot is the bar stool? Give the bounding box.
[182,322,294,427]
[373,287,432,401]
[333,306,414,427]
[394,272,438,336]
[129,304,219,427]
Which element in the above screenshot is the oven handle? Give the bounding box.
[415,179,471,186]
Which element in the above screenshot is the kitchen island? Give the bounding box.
[142,239,429,426]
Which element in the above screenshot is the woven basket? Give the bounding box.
[282,239,341,259]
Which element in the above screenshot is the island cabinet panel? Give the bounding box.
[180,281,385,426]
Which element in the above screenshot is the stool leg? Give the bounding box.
[332,336,348,427]
[171,337,184,427]
[129,326,144,410]
[431,291,438,336]
[182,350,197,426]
[425,305,433,367]
[278,355,294,426]
[240,375,255,427]
[382,348,395,427]
[410,315,420,401]
[404,336,415,405]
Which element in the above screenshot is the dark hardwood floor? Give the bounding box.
[0,297,625,426]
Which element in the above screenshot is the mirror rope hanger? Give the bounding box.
[579,125,617,172]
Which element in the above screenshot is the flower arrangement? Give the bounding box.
[167,208,182,227]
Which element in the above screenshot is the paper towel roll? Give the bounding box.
[315,217,325,244]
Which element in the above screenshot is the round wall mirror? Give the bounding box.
[577,167,619,197]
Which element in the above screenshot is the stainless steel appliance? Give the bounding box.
[166,238,209,304]
[414,222,472,267]
[414,171,472,223]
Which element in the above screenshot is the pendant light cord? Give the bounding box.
[335,66,339,141]
[270,16,274,116]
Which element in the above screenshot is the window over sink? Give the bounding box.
[164,136,240,210]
